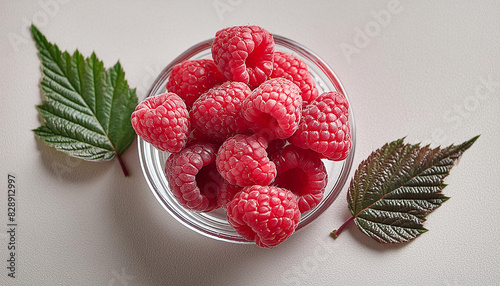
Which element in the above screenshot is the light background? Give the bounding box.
[1,0,499,285]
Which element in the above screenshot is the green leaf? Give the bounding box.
[332,136,479,243]
[31,25,138,176]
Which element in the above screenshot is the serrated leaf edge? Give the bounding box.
[31,25,137,175]
[333,136,479,243]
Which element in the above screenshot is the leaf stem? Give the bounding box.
[331,216,354,239]
[117,155,129,177]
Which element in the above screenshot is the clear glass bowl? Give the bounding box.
[138,35,356,244]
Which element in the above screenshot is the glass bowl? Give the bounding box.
[138,35,356,244]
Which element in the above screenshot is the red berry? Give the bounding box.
[216,180,242,208]
[266,139,288,157]
[190,81,251,142]
[271,51,319,105]
[243,78,302,140]
[165,143,222,212]
[131,93,190,153]
[290,91,352,161]
[216,134,276,187]
[186,127,213,145]
[166,59,225,109]
[271,145,327,213]
[212,25,274,87]
[227,185,301,248]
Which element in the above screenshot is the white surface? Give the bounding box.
[1,0,499,285]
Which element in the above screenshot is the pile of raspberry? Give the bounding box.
[131,25,352,248]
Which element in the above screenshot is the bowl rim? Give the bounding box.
[138,34,356,243]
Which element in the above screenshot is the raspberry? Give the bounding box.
[165,143,222,212]
[216,134,276,187]
[190,81,251,142]
[290,91,352,161]
[266,139,287,157]
[131,93,190,153]
[212,25,274,87]
[226,185,301,248]
[270,51,319,104]
[186,127,213,145]
[216,180,242,208]
[166,59,225,109]
[271,145,327,213]
[242,78,302,140]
